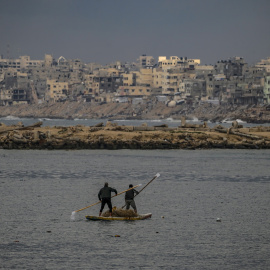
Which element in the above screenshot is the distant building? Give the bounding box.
[215,57,248,79]
[137,55,155,68]
[158,56,200,70]
[0,89,13,105]
[117,85,152,97]
[0,55,43,71]
[46,79,69,101]
[256,57,270,72]
[264,75,270,104]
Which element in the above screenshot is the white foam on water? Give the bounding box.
[70,211,76,220]
[222,119,232,123]
[222,118,246,124]
[148,119,162,122]
[38,118,51,121]
[1,115,22,120]
[166,118,181,122]
[189,117,199,122]
[235,119,246,123]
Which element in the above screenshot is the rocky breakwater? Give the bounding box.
[0,121,270,150]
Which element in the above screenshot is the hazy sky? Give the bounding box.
[0,0,269,65]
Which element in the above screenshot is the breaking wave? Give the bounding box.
[0,115,22,120]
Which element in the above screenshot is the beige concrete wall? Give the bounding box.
[46,79,68,101]
[135,68,153,86]
[158,56,201,69]
[123,73,135,86]
[153,69,164,88]
[117,85,151,96]
[0,89,12,100]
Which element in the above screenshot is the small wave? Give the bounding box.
[38,118,51,121]
[188,117,199,122]
[1,115,22,120]
[147,119,162,122]
[166,118,181,123]
[222,119,232,123]
[222,119,246,123]
[235,119,246,123]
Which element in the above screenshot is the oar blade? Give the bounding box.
[70,211,76,220]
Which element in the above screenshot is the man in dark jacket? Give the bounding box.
[125,184,139,213]
[98,182,117,217]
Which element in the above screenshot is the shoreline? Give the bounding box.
[0,102,270,124]
[1,121,270,150]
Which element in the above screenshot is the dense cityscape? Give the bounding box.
[0,54,270,108]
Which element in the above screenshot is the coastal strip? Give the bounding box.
[0,121,270,150]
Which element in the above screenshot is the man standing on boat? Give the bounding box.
[125,184,139,214]
[98,182,117,217]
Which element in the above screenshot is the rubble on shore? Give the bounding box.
[1,120,270,150]
[0,102,270,123]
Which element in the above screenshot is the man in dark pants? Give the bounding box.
[125,184,139,213]
[98,182,117,217]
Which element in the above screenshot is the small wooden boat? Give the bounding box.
[86,213,152,221]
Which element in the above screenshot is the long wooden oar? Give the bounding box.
[122,173,160,208]
[71,184,141,220]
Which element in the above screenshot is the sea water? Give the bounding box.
[0,149,269,269]
[0,115,268,129]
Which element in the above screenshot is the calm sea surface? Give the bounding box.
[0,149,269,269]
[1,115,270,129]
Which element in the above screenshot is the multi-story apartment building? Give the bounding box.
[83,73,122,101]
[158,56,200,70]
[264,75,270,104]
[255,57,270,72]
[137,55,155,68]
[122,73,136,86]
[134,68,153,87]
[46,79,69,102]
[215,57,248,79]
[0,55,43,71]
[12,89,29,104]
[179,79,206,101]
[0,89,13,105]
[162,69,196,95]
[117,85,152,97]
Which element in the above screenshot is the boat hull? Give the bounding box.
[86,213,152,221]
